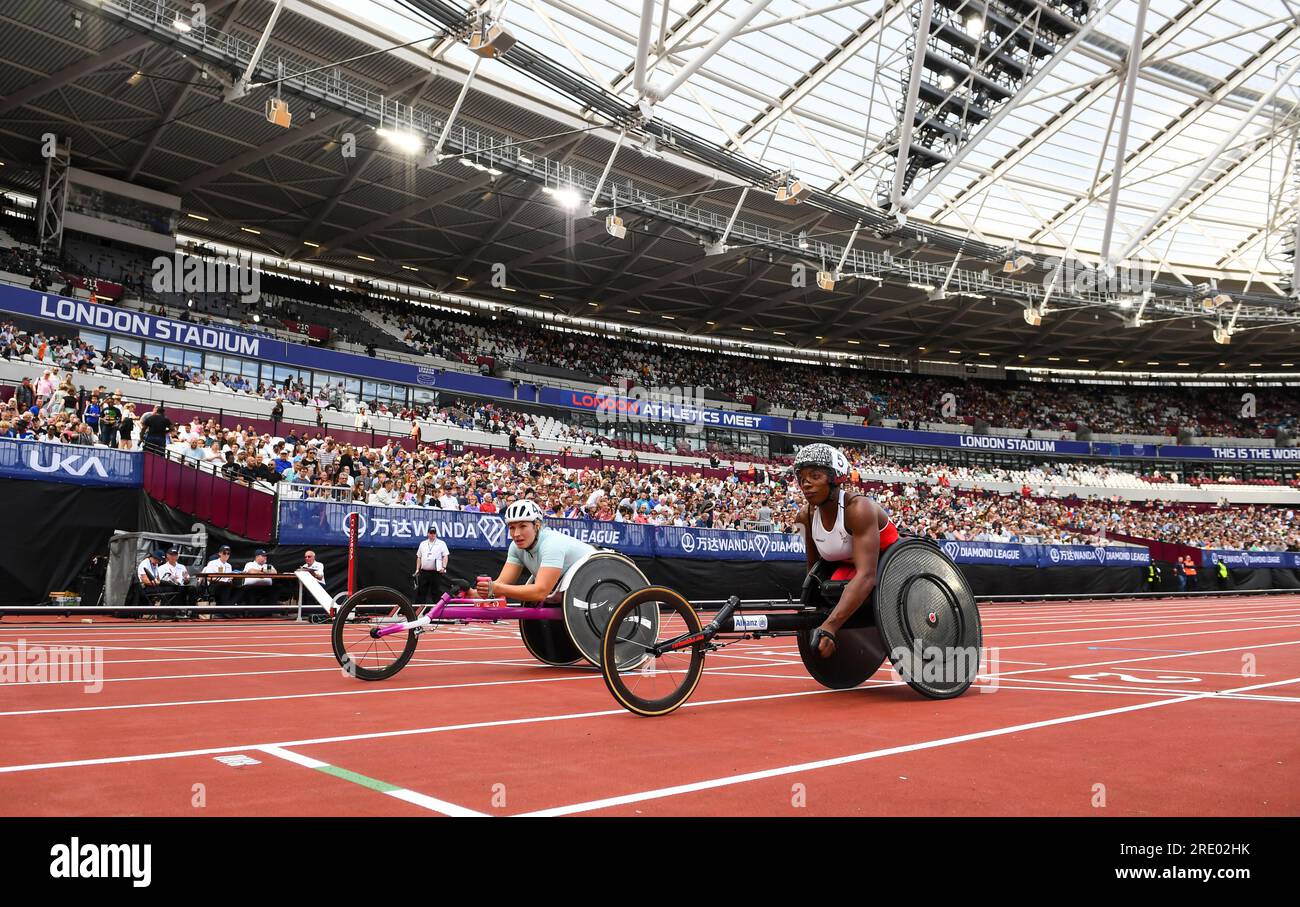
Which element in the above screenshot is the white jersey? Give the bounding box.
[810,490,854,562]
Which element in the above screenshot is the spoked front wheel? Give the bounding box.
[332,586,420,681]
[600,587,705,717]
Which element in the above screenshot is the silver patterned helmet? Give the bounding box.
[792,443,849,483]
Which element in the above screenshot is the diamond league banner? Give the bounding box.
[275,493,800,558]
[1039,544,1150,568]
[0,438,142,487]
[276,499,806,560]
[936,540,1038,566]
[278,500,1153,566]
[938,540,1149,568]
[1206,549,1300,569]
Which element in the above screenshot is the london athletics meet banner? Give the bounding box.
[0,438,142,486]
[276,499,1152,567]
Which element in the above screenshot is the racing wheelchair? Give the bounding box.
[330,551,658,680]
[597,537,984,716]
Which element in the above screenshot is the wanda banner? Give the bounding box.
[281,319,330,344]
[66,275,124,301]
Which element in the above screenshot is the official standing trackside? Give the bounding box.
[203,545,237,617]
[1181,555,1199,592]
[415,527,465,601]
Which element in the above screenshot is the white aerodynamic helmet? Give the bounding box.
[792,443,849,483]
[503,499,545,525]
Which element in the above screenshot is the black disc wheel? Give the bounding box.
[600,587,704,717]
[331,586,420,681]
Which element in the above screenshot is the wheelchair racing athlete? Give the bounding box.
[469,499,599,604]
[792,443,900,659]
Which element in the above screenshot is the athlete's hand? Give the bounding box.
[812,624,839,658]
[475,578,492,598]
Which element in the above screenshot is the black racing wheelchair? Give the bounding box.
[598,537,983,716]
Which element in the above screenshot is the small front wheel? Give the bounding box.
[332,586,420,681]
[600,587,704,717]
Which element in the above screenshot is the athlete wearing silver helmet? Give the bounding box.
[792,443,899,658]
[473,498,598,603]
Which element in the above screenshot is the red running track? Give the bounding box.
[1,593,1298,817]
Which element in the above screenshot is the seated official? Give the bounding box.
[299,550,325,583]
[240,549,278,613]
[134,550,166,611]
[156,548,199,611]
[202,545,237,616]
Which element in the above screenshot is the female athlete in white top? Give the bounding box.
[792,443,899,658]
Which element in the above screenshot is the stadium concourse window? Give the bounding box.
[79,330,108,352]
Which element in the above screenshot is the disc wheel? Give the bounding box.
[600,587,704,717]
[331,586,420,681]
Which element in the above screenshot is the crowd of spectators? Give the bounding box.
[4,221,1297,441]
[4,348,1297,551]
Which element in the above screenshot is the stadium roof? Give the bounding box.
[0,0,1298,373]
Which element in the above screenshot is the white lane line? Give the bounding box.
[0,684,858,775]
[991,622,1300,651]
[0,656,797,717]
[0,655,553,687]
[989,676,1300,703]
[2,650,1291,780]
[515,674,1300,817]
[989,616,1300,639]
[257,745,488,817]
[996,639,1300,679]
[986,609,1300,629]
[1114,667,1265,677]
[6,624,1299,717]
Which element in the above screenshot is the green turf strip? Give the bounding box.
[314,763,402,793]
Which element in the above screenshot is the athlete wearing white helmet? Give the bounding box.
[473,498,599,603]
[791,443,899,659]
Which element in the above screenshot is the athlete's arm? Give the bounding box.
[489,565,564,603]
[814,497,882,656]
[797,507,817,571]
